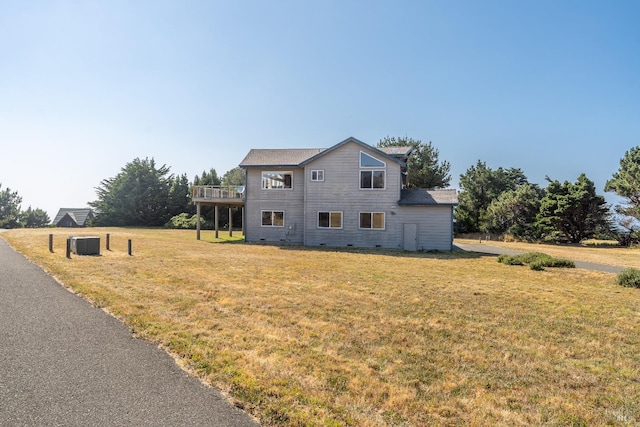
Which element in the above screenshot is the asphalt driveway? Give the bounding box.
[0,238,259,426]
[455,242,624,274]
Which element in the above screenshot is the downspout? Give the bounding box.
[242,168,247,242]
[303,166,307,246]
[450,205,455,251]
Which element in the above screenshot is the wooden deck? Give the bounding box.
[191,185,245,205]
[191,186,245,240]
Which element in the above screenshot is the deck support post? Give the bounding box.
[196,202,201,240]
[242,206,245,236]
[228,206,233,237]
[214,204,219,239]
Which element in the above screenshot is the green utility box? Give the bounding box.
[70,236,100,255]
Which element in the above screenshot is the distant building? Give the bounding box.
[53,208,94,227]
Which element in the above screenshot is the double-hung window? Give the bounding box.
[359,151,385,189]
[318,211,342,229]
[262,171,292,189]
[261,210,284,227]
[359,212,385,229]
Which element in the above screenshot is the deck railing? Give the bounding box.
[191,185,245,201]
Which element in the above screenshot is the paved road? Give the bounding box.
[455,242,624,274]
[0,238,259,427]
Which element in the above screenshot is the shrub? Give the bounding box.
[165,213,213,230]
[529,260,546,271]
[616,268,640,288]
[498,252,575,271]
[165,213,196,229]
[498,254,521,265]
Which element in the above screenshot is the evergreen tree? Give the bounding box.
[167,173,192,217]
[194,168,221,186]
[455,161,528,233]
[537,174,609,243]
[0,184,23,229]
[90,158,174,226]
[605,146,640,232]
[485,184,543,240]
[377,136,451,188]
[21,207,51,228]
[221,167,245,186]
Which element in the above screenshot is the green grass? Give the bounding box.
[3,228,640,426]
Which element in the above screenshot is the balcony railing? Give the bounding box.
[192,185,245,203]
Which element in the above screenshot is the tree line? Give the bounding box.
[0,184,50,228]
[378,137,640,245]
[89,158,245,229]
[4,139,640,244]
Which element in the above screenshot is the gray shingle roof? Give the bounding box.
[239,148,326,167]
[398,189,458,206]
[53,208,93,226]
[378,146,413,157]
[239,137,411,168]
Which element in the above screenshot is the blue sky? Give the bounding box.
[1,0,639,219]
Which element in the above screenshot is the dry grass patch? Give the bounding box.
[3,228,640,426]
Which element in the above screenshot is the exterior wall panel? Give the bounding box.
[303,143,404,248]
[244,167,305,243]
[394,206,454,251]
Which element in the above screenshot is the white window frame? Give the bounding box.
[311,170,325,182]
[359,212,385,230]
[261,210,285,227]
[317,211,343,229]
[359,151,386,190]
[360,170,386,189]
[261,171,293,190]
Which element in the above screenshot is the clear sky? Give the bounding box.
[1,0,639,220]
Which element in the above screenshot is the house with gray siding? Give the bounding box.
[233,137,457,251]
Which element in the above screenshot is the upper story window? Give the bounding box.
[359,151,386,189]
[311,170,324,182]
[262,171,292,189]
[360,170,385,189]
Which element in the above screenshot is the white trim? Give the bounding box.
[311,169,325,182]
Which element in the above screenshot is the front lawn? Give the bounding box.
[3,228,639,426]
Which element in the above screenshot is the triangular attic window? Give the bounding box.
[360,151,385,168]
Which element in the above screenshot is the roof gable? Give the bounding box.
[53,208,93,226]
[299,137,406,167]
[238,137,408,169]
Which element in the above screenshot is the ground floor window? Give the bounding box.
[318,211,342,228]
[261,210,284,227]
[359,212,385,229]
